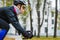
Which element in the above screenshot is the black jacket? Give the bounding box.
[0,6,33,38]
[0,6,18,23]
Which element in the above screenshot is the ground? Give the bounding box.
[4,36,60,40]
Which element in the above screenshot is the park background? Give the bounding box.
[0,0,60,40]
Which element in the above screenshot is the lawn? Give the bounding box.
[27,37,60,40]
[4,36,60,40]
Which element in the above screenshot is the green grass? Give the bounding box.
[27,36,60,40]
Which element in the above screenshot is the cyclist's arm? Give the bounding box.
[5,10,29,37]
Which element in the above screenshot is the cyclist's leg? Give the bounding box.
[0,18,10,40]
[0,29,7,40]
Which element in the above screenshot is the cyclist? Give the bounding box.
[0,0,33,40]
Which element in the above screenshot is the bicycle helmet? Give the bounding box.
[14,0,26,6]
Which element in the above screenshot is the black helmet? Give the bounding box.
[14,0,26,6]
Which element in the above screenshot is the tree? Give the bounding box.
[36,0,46,37]
[28,0,33,32]
[54,0,58,38]
[46,1,51,37]
[20,6,29,30]
[2,0,13,6]
[6,0,13,6]
[2,0,6,6]
[0,0,3,7]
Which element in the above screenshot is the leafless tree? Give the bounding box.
[28,0,33,32]
[54,0,58,38]
[36,0,46,37]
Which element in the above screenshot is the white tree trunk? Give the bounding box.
[0,0,3,7]
[4,0,6,6]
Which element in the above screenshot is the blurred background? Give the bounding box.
[0,0,60,40]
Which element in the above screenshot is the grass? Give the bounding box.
[27,36,60,40]
[4,36,60,40]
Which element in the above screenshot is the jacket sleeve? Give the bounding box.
[5,10,29,37]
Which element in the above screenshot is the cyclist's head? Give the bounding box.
[14,0,26,14]
[14,0,25,6]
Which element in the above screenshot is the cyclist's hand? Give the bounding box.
[23,31,33,39]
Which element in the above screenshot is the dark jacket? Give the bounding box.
[0,6,18,23]
[0,6,33,38]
